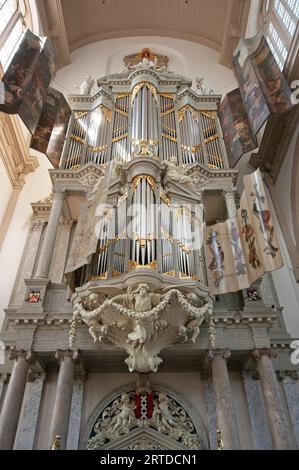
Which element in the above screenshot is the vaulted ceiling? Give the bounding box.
[36,0,251,69]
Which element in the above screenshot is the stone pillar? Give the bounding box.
[280,373,299,448]
[252,349,293,449]
[0,374,9,413]
[209,349,240,449]
[242,371,272,449]
[35,189,65,279]
[203,375,217,450]
[66,372,86,450]
[14,373,46,450]
[222,189,237,219]
[48,350,77,450]
[0,350,31,450]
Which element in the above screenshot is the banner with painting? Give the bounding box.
[30,87,71,168]
[203,169,283,294]
[0,29,71,168]
[219,33,294,167]
[0,30,55,133]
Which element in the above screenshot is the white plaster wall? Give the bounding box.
[0,158,12,227]
[0,152,52,329]
[53,36,236,97]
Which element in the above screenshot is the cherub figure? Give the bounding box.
[164,156,194,186]
[111,393,136,434]
[152,393,176,434]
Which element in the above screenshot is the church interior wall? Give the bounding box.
[0,159,13,227]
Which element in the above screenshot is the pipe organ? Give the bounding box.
[62,60,231,290]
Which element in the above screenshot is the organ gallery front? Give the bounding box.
[0,49,298,451]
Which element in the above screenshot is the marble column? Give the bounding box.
[14,373,46,450]
[0,374,9,413]
[281,373,299,448]
[0,350,31,450]
[35,189,65,279]
[48,350,77,450]
[66,372,86,450]
[242,371,272,449]
[204,376,217,450]
[222,189,237,219]
[252,349,293,449]
[209,349,240,449]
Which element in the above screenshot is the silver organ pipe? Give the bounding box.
[160,196,174,276]
[199,111,224,169]
[130,84,159,156]
[160,94,178,161]
[130,176,157,268]
[112,95,129,162]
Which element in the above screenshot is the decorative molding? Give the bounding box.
[35,0,70,69]
[0,114,38,189]
[219,0,251,68]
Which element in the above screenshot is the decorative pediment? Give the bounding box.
[86,385,206,450]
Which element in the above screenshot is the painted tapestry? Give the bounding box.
[30,87,71,168]
[218,89,257,167]
[65,163,113,276]
[204,169,283,294]
[0,29,55,134]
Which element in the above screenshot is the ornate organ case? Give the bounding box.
[58,65,238,295]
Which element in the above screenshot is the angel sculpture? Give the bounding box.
[164,157,194,187]
[195,76,214,95]
[152,393,176,434]
[73,293,108,342]
[79,75,95,95]
[111,393,136,434]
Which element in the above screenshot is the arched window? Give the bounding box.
[263,0,299,70]
[0,0,29,70]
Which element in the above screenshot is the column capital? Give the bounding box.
[52,188,66,199]
[222,188,236,198]
[208,348,231,361]
[9,347,34,362]
[55,349,79,363]
[252,348,277,360]
[31,219,46,231]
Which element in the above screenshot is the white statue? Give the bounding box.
[164,156,194,186]
[110,283,162,313]
[111,393,136,434]
[152,393,176,433]
[79,75,95,95]
[195,76,214,95]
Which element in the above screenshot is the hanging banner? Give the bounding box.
[0,29,55,133]
[219,33,294,167]
[234,34,293,119]
[218,89,258,167]
[30,87,71,168]
[204,169,283,294]
[65,163,113,276]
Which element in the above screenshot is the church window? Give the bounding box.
[0,0,28,70]
[263,0,299,70]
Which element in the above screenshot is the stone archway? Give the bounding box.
[83,387,208,450]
